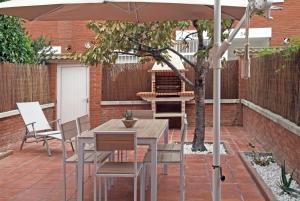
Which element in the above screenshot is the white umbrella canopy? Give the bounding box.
[0,0,248,22]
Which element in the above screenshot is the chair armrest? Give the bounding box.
[25,122,36,127]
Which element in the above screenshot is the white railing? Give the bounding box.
[115,39,200,64]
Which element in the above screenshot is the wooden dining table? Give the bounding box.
[76,119,169,201]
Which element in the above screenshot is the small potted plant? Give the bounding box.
[122,110,137,128]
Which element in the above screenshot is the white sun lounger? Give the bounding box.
[17,102,62,156]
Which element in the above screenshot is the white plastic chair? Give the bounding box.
[17,102,62,156]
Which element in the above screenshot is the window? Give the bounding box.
[116,54,139,64]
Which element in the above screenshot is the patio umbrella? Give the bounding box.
[0,1,249,201]
[0,0,248,22]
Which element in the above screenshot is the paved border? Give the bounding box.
[0,103,55,119]
[239,151,277,201]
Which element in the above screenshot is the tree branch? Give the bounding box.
[183,32,198,41]
[113,51,152,57]
[165,47,197,71]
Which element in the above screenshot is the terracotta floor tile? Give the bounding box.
[0,127,267,201]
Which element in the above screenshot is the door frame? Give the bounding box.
[56,64,90,122]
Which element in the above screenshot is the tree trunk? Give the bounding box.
[192,68,207,151]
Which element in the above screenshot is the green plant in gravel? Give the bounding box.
[123,110,134,120]
[251,150,274,166]
[278,161,300,198]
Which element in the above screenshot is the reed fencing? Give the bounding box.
[102,60,239,101]
[0,63,51,112]
[244,51,300,125]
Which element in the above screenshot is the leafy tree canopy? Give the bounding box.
[79,19,232,151]
[0,14,35,63]
[79,19,232,66]
[0,0,53,64]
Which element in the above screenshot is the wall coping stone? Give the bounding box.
[0,103,55,119]
[241,99,300,137]
[101,99,240,106]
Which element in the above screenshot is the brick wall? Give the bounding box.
[25,21,95,53]
[243,106,300,183]
[0,107,55,149]
[250,0,300,46]
[89,65,102,128]
[100,103,242,127]
[100,104,151,124]
[186,103,243,127]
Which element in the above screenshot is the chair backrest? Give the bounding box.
[131,110,154,119]
[94,130,137,174]
[94,130,136,152]
[77,114,90,134]
[17,102,51,133]
[60,120,78,143]
[60,120,78,159]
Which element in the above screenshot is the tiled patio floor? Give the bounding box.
[0,126,265,201]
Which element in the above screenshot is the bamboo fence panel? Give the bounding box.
[0,63,51,112]
[102,63,152,101]
[102,60,239,101]
[244,51,300,125]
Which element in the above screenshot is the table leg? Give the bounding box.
[163,124,169,175]
[77,140,84,201]
[150,141,157,201]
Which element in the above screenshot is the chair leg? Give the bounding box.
[20,136,26,150]
[88,164,91,177]
[145,164,150,190]
[75,164,78,191]
[140,167,146,201]
[104,178,108,201]
[44,136,52,156]
[63,162,67,201]
[94,175,97,201]
[99,177,102,201]
[70,141,75,152]
[134,176,138,201]
[180,162,185,201]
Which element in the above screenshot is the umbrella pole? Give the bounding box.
[212,0,221,201]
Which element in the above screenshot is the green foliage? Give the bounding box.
[79,20,232,66]
[123,110,133,120]
[0,0,52,64]
[251,151,274,166]
[78,21,183,65]
[278,161,300,198]
[31,36,54,64]
[258,35,300,59]
[0,14,35,63]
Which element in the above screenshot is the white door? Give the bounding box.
[57,65,89,123]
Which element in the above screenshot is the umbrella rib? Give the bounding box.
[33,5,65,21]
[107,2,131,14]
[133,2,140,23]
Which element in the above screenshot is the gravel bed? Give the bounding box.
[184,143,227,155]
[248,156,300,201]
